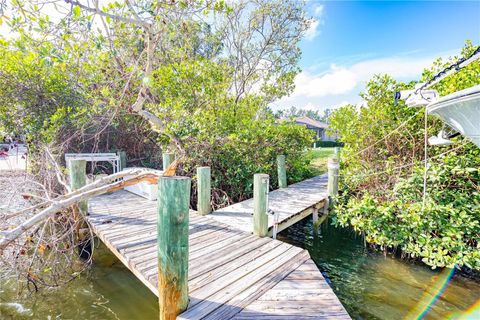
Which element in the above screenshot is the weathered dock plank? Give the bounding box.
[209,175,329,235]
[88,186,350,319]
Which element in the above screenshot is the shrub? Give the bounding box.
[330,41,480,270]
[314,140,343,148]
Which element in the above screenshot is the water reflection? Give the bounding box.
[278,218,480,320]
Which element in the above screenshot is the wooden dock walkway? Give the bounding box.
[209,175,329,236]
[88,175,350,319]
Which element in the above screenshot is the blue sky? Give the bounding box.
[273,0,480,113]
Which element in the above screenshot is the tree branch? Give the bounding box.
[64,0,151,27]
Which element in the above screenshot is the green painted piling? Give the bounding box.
[68,159,90,259]
[157,176,191,320]
[197,166,211,215]
[68,159,87,215]
[162,152,175,170]
[117,150,127,170]
[277,155,287,188]
[327,157,339,199]
[253,173,269,237]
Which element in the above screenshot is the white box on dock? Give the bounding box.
[122,167,160,201]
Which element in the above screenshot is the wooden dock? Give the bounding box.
[210,175,329,236]
[88,175,350,319]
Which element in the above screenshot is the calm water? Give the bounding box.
[0,244,159,319]
[1,220,479,319]
[278,218,480,320]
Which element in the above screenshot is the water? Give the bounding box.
[0,243,158,319]
[278,218,480,320]
[1,220,479,319]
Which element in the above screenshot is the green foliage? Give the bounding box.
[308,147,335,175]
[0,40,88,144]
[330,41,480,270]
[148,59,315,204]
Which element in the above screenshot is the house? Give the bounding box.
[295,116,336,141]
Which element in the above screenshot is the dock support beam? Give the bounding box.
[328,158,339,200]
[277,155,287,188]
[68,159,90,259]
[197,166,211,215]
[117,150,127,170]
[162,152,175,170]
[157,176,191,320]
[253,174,269,237]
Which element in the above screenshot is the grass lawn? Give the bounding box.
[308,147,335,175]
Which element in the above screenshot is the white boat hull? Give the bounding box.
[427,85,480,148]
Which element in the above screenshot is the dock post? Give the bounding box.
[328,158,339,200]
[162,152,175,170]
[277,155,287,188]
[68,159,90,258]
[253,173,269,237]
[68,159,87,214]
[334,147,341,160]
[197,166,211,215]
[157,176,191,320]
[117,150,127,170]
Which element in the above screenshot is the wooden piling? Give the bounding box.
[327,157,339,199]
[277,155,287,188]
[117,150,127,170]
[197,166,211,215]
[334,147,341,160]
[162,152,175,170]
[157,176,190,320]
[68,159,87,215]
[68,159,90,258]
[253,173,269,237]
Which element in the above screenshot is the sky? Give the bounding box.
[1,0,479,114]
[272,0,480,113]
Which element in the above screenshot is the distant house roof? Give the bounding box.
[295,116,328,129]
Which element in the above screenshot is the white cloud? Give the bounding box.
[272,52,453,111]
[288,55,438,100]
[291,66,357,98]
[304,19,320,41]
[304,4,325,41]
[314,4,324,16]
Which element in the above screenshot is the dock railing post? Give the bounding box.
[117,150,127,171]
[197,166,211,215]
[162,152,175,170]
[157,176,191,320]
[327,157,339,201]
[68,159,90,258]
[276,155,287,188]
[253,173,269,237]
